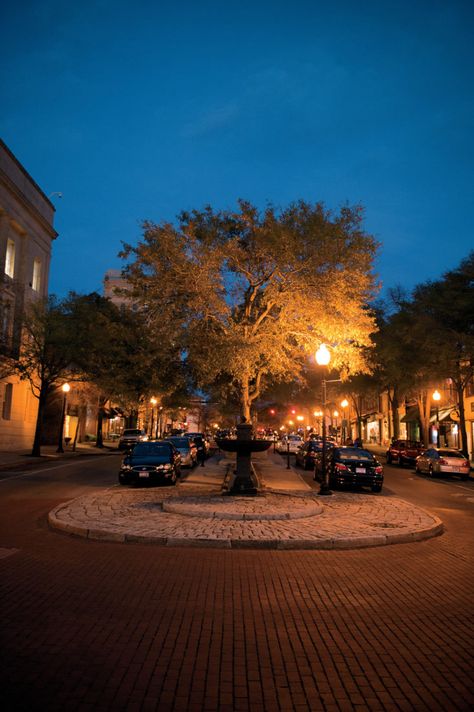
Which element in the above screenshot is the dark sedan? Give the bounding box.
[314,446,384,493]
[118,441,181,486]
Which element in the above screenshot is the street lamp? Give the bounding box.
[57,383,70,453]
[433,389,441,446]
[315,344,331,495]
[150,397,157,439]
[341,399,349,443]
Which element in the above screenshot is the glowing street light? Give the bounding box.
[315,345,331,495]
[57,383,71,453]
[150,397,157,439]
[341,399,349,443]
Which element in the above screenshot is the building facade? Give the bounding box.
[0,139,57,449]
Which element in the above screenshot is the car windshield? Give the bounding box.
[133,443,170,456]
[288,436,302,441]
[123,429,142,436]
[167,438,190,448]
[337,448,374,461]
[438,449,465,459]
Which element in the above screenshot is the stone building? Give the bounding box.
[0,139,57,449]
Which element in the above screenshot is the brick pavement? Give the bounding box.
[1,449,473,710]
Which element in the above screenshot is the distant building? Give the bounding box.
[0,139,57,449]
[103,268,134,308]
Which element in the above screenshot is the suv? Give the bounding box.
[118,428,149,450]
[386,439,424,467]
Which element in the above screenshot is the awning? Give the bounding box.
[430,407,458,423]
[400,406,419,423]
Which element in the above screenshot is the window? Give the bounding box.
[5,239,15,278]
[2,383,13,420]
[32,258,42,291]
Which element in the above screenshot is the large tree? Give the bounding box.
[121,200,379,420]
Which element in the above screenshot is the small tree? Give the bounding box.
[0,296,78,456]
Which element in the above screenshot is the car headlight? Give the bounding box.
[157,463,172,471]
[121,464,132,471]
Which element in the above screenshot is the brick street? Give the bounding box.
[1,452,473,711]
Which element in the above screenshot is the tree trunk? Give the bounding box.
[417,391,431,447]
[31,388,48,457]
[456,381,469,457]
[241,378,251,421]
[95,395,107,448]
[391,388,400,440]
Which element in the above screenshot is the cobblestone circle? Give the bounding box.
[48,483,443,549]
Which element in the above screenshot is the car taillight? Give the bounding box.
[375,466,383,474]
[438,458,448,465]
[335,463,347,472]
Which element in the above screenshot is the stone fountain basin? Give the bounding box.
[215,438,273,454]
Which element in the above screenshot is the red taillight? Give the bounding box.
[375,466,383,474]
[335,463,348,472]
[439,458,448,465]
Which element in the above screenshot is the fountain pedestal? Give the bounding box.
[216,422,272,496]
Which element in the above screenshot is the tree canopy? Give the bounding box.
[121,200,380,419]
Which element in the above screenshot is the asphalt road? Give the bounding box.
[1,453,473,711]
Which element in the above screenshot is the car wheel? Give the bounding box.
[118,477,127,486]
[461,475,469,481]
[386,454,391,464]
[371,485,382,493]
[415,462,421,474]
[428,464,434,477]
[398,456,404,467]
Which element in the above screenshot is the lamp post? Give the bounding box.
[150,397,157,439]
[432,389,441,446]
[315,344,332,495]
[341,399,349,443]
[57,383,70,453]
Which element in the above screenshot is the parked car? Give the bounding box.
[295,439,334,470]
[276,434,304,454]
[118,441,181,486]
[314,446,384,492]
[165,436,197,467]
[386,439,425,467]
[118,428,149,450]
[415,447,470,479]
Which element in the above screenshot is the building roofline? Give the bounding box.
[0,138,55,211]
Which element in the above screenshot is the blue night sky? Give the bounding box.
[1,0,473,298]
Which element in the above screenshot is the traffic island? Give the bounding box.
[48,484,443,550]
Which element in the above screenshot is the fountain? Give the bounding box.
[216,420,272,495]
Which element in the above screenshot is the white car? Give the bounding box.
[276,434,304,454]
[415,447,470,479]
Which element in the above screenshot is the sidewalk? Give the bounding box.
[0,441,119,472]
[48,448,443,549]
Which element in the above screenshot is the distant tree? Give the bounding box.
[403,254,474,455]
[121,200,380,420]
[67,293,189,446]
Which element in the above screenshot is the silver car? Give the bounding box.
[415,447,470,480]
[165,437,197,468]
[118,428,149,450]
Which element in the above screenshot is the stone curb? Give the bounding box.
[47,499,444,550]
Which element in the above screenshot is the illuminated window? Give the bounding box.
[5,239,15,278]
[32,258,42,291]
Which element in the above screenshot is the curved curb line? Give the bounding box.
[48,510,444,550]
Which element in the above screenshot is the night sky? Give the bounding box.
[1,0,473,298]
